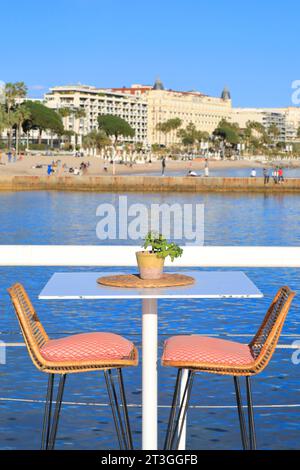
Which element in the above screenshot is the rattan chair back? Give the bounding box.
[249,286,295,373]
[8,283,49,370]
[8,283,138,374]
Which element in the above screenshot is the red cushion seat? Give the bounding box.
[40,332,135,363]
[162,335,254,368]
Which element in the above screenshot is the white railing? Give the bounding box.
[0,245,300,267]
[1,244,300,449]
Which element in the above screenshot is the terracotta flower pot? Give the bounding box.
[136,251,165,280]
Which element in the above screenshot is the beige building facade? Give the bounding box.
[44,85,148,145]
[109,80,232,145]
[42,81,300,147]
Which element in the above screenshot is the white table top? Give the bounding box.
[39,271,263,300]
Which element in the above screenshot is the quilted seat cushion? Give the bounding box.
[40,332,135,363]
[162,335,254,367]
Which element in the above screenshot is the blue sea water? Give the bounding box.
[0,191,299,450]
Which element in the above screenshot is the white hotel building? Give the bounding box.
[231,107,300,142]
[37,81,300,147]
[44,85,148,145]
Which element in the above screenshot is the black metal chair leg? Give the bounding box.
[233,376,249,450]
[104,370,123,449]
[170,371,194,450]
[173,371,194,450]
[117,368,134,450]
[41,373,54,450]
[48,374,67,450]
[108,369,128,449]
[246,376,257,450]
[164,369,182,450]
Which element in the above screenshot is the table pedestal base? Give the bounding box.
[142,298,158,450]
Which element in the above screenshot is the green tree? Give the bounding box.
[57,107,86,148]
[23,101,64,145]
[267,123,281,141]
[213,119,240,146]
[82,130,111,154]
[97,114,134,173]
[57,107,72,118]
[0,105,8,134]
[13,104,31,154]
[73,109,86,147]
[177,122,209,148]
[4,81,27,149]
[243,121,269,153]
[74,108,86,120]
[62,130,75,150]
[246,120,265,135]
[98,114,135,144]
[156,118,182,145]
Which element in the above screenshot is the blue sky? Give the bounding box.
[2,0,299,107]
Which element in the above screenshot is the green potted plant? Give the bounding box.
[136,232,183,280]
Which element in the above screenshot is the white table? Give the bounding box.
[39,270,263,450]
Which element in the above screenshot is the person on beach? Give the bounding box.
[263,168,270,184]
[250,168,256,177]
[52,161,57,174]
[161,156,166,175]
[204,158,209,177]
[47,164,52,176]
[272,168,278,183]
[0,150,2,164]
[187,170,198,177]
[278,167,284,183]
[80,162,88,175]
[7,151,12,163]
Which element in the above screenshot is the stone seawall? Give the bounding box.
[0,175,300,192]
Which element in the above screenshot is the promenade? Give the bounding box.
[1,175,300,192]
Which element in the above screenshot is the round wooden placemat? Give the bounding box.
[97,273,195,288]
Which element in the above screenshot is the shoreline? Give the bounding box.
[0,155,300,178]
[1,174,300,192]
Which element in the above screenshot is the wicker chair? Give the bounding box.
[8,283,138,450]
[162,286,295,450]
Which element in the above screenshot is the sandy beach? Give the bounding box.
[0,153,298,177]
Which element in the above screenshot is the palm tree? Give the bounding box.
[57,107,71,118]
[4,82,27,149]
[13,105,31,154]
[74,108,86,120]
[267,123,281,142]
[177,122,210,151]
[62,130,75,150]
[0,106,8,149]
[57,107,86,148]
[0,105,8,133]
[156,118,182,146]
[82,130,111,156]
[168,118,182,144]
[244,121,269,153]
[73,108,86,147]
